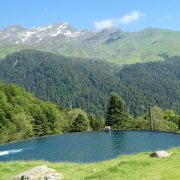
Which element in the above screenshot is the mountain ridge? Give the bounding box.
[1,23,180,65]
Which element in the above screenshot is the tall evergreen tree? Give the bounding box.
[89,113,96,130]
[95,116,105,131]
[106,93,129,129]
[71,113,89,132]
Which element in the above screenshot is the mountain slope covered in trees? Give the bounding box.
[1,50,180,117]
[117,54,180,115]
[0,50,124,117]
[0,80,106,144]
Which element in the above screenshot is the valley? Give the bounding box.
[2,1,180,179]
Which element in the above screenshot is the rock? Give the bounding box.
[11,165,57,180]
[47,168,56,174]
[43,173,64,180]
[150,151,171,158]
[91,169,96,172]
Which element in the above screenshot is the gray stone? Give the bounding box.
[150,151,171,158]
[11,165,56,180]
[43,173,64,180]
[91,169,96,172]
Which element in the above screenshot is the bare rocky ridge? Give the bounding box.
[0,23,98,45]
[0,23,125,45]
[0,23,126,57]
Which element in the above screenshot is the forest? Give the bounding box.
[0,50,180,118]
[0,80,179,145]
[0,81,105,145]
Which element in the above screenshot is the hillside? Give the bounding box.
[1,24,180,65]
[0,79,97,144]
[0,50,123,117]
[0,43,35,60]
[117,54,180,115]
[1,50,180,117]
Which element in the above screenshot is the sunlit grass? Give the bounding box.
[0,43,36,60]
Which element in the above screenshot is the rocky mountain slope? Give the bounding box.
[1,23,180,65]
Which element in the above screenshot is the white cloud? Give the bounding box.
[94,11,145,30]
[94,19,115,30]
[118,11,145,24]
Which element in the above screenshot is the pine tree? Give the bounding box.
[95,116,105,131]
[106,93,129,129]
[71,113,89,132]
[89,113,96,130]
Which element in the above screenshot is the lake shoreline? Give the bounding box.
[1,129,180,146]
[1,130,180,163]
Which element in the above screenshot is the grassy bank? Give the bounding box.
[1,148,180,180]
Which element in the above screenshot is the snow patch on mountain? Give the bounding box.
[0,22,97,45]
[2,34,10,39]
[36,25,52,32]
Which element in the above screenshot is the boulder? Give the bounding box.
[150,151,172,158]
[91,169,96,172]
[11,165,64,180]
[43,173,64,180]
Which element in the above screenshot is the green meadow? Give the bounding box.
[1,147,180,180]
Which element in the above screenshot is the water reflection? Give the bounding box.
[110,131,126,154]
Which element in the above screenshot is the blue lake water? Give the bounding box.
[0,130,180,163]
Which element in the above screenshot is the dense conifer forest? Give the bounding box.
[0,81,179,145]
[117,54,180,116]
[0,50,180,118]
[0,81,105,144]
[0,50,124,117]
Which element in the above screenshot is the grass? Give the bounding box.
[1,147,180,180]
[2,28,180,66]
[0,43,36,60]
[60,28,180,66]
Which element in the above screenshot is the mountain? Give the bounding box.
[0,23,97,54]
[0,50,123,117]
[1,50,180,117]
[2,23,180,65]
[0,43,35,60]
[0,23,94,43]
[0,79,81,144]
[0,77,105,144]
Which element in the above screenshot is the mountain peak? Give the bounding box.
[101,27,123,33]
[3,24,26,31]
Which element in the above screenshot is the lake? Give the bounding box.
[0,130,180,163]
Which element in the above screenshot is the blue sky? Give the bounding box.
[1,0,180,32]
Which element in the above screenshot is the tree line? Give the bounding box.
[106,93,180,133]
[0,82,179,145]
[0,81,104,145]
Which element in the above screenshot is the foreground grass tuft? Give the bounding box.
[1,148,180,180]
